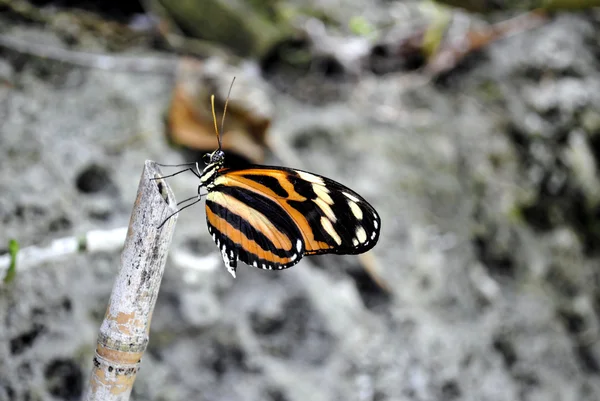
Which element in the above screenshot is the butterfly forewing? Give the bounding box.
[207,166,381,273]
[284,172,380,255]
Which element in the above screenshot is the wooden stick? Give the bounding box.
[84,161,178,401]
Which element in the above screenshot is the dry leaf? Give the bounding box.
[167,57,273,165]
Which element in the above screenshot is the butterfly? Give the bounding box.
[159,83,381,277]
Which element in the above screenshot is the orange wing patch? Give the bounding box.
[214,169,333,253]
[209,191,293,251]
[205,208,295,265]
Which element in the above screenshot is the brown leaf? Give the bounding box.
[167,57,272,165]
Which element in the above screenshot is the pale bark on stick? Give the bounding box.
[84,161,178,401]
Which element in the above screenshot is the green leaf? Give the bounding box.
[349,16,374,37]
[4,239,19,284]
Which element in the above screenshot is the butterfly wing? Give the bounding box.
[205,182,305,277]
[285,169,380,255]
[207,166,381,275]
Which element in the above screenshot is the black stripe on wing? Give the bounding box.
[242,174,289,197]
[284,171,381,255]
[205,185,305,275]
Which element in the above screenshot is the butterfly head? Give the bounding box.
[199,149,225,186]
[208,149,225,164]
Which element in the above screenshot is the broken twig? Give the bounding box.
[84,161,178,401]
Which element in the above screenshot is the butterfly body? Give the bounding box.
[197,149,381,277]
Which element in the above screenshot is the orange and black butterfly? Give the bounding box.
[160,85,381,277]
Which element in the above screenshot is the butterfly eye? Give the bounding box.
[211,150,225,163]
[202,153,211,164]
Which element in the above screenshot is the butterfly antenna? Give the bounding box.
[220,77,236,144]
[210,77,236,152]
[211,94,221,151]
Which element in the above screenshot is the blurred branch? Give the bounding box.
[0,228,128,284]
[139,0,235,60]
[0,34,178,74]
[426,9,548,76]
[541,0,600,9]
[84,161,178,400]
[436,0,600,13]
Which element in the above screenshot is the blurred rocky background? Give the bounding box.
[2,0,600,400]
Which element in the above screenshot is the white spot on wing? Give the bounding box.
[297,171,325,185]
[348,200,363,220]
[253,261,257,267]
[296,239,302,252]
[313,184,333,204]
[352,238,359,246]
[320,216,342,246]
[291,254,297,261]
[373,220,378,229]
[343,191,360,202]
[356,226,367,244]
[314,197,337,222]
[371,231,376,240]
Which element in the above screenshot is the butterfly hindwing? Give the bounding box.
[205,183,305,276]
[209,167,381,271]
